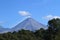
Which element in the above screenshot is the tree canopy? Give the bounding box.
[0,18,60,40]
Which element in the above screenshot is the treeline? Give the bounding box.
[0,18,60,40]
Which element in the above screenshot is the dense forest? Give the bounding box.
[0,18,60,40]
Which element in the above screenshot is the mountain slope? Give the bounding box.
[11,18,47,31]
[0,26,10,33]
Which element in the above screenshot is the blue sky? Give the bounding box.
[0,0,60,28]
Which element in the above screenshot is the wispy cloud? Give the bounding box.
[43,15,60,20]
[18,11,31,17]
[0,21,4,25]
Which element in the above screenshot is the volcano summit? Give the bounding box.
[11,18,47,32]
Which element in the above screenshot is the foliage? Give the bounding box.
[0,18,60,40]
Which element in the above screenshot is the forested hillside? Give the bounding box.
[0,18,60,40]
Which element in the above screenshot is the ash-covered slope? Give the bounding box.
[11,18,47,31]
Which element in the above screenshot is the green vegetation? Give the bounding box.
[0,18,60,40]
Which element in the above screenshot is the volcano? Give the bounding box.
[11,18,47,31]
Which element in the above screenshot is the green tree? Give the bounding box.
[47,18,60,40]
[35,28,45,40]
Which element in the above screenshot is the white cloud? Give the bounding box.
[18,11,31,17]
[44,15,60,20]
